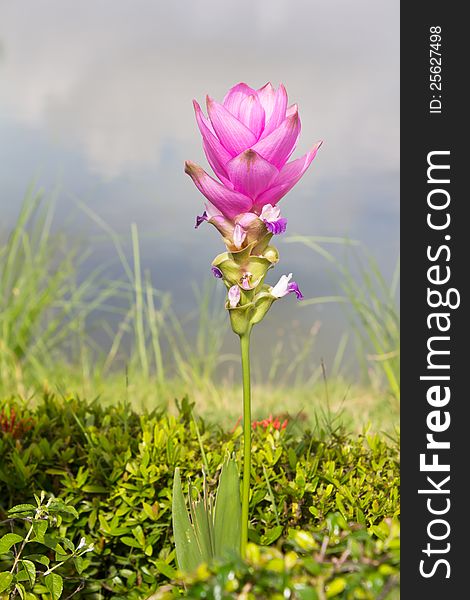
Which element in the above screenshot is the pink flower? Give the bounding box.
[228,285,241,308]
[185,82,322,221]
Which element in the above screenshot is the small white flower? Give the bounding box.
[260,204,281,222]
[270,273,293,298]
[77,537,87,550]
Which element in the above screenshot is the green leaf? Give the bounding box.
[0,533,23,554]
[154,559,177,580]
[142,501,159,521]
[82,485,107,493]
[132,525,145,546]
[45,573,63,600]
[172,468,203,573]
[213,458,241,559]
[260,525,283,545]
[48,501,78,519]
[32,520,48,541]
[24,554,50,566]
[0,572,14,594]
[326,577,346,598]
[15,582,26,599]
[294,584,318,600]
[7,504,36,515]
[20,560,36,587]
[73,556,90,575]
[121,537,142,549]
[189,486,213,563]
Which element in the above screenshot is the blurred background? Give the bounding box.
[0,0,399,423]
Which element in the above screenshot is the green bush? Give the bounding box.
[0,395,399,598]
[0,492,94,599]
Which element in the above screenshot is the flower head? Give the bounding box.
[186,83,322,222]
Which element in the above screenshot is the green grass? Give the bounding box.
[1,189,399,435]
[286,235,400,404]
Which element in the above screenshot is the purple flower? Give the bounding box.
[211,266,223,278]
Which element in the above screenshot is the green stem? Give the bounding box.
[240,331,252,557]
[10,522,34,573]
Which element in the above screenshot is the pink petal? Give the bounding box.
[251,109,301,169]
[261,84,288,137]
[185,161,252,219]
[193,100,232,186]
[253,141,323,209]
[206,96,257,156]
[226,149,279,199]
[286,103,298,117]
[256,83,276,119]
[238,94,265,139]
[202,140,233,189]
[223,82,257,117]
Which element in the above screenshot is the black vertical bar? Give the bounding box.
[401,2,465,597]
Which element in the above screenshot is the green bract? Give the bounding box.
[212,242,281,336]
[212,244,278,291]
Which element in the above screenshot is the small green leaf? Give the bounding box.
[260,525,283,546]
[326,577,346,598]
[294,584,318,600]
[20,560,36,587]
[15,582,26,599]
[48,501,78,519]
[82,485,107,493]
[121,537,142,549]
[32,520,48,541]
[45,573,63,600]
[154,559,177,580]
[0,572,14,593]
[213,458,241,559]
[142,501,159,521]
[7,504,36,515]
[24,554,50,566]
[73,556,90,575]
[172,468,203,573]
[132,525,145,546]
[0,533,23,554]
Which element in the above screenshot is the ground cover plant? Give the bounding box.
[0,395,399,599]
